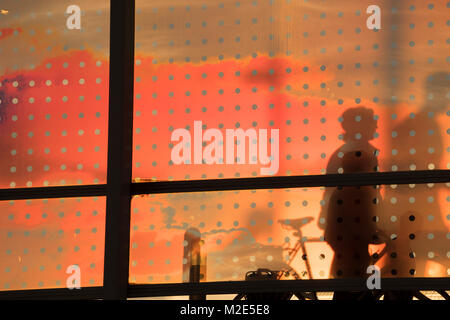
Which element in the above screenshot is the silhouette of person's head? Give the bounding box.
[341,107,378,143]
[425,72,450,112]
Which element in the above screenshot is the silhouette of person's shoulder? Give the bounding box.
[326,143,378,174]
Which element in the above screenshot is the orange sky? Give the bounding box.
[0,0,448,290]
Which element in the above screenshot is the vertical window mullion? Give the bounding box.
[103,0,135,300]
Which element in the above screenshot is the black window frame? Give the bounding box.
[0,0,449,300]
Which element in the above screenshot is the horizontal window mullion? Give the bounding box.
[131,170,450,195]
[0,287,104,300]
[0,170,448,201]
[128,278,450,298]
[0,185,107,201]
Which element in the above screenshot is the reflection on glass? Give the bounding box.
[0,0,110,188]
[320,106,379,280]
[129,184,449,284]
[133,0,450,181]
[0,197,106,291]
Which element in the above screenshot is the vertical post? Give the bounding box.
[183,228,206,300]
[103,0,135,299]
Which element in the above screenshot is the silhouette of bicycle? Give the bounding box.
[233,217,435,300]
[234,217,322,300]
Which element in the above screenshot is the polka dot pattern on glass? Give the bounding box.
[129,183,449,284]
[133,0,450,181]
[0,0,110,188]
[0,197,105,290]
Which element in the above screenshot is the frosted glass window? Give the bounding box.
[133,0,450,181]
[0,1,110,188]
[0,196,106,291]
[129,183,450,284]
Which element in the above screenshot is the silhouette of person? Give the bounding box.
[384,72,449,277]
[380,212,416,300]
[318,107,381,300]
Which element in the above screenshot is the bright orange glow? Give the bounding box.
[0,197,105,290]
[0,0,449,290]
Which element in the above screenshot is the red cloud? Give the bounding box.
[0,27,22,40]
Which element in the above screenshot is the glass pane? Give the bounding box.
[0,196,105,291]
[0,1,110,188]
[133,0,449,181]
[129,183,450,284]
